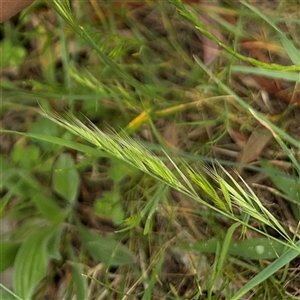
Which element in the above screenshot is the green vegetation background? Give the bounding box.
[1,0,300,299]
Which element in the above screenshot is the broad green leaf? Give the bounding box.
[86,238,134,267]
[186,237,287,260]
[0,154,10,173]
[31,193,67,222]
[47,227,63,261]
[29,116,63,153]
[94,191,125,224]
[13,226,59,299]
[0,242,21,272]
[1,167,41,200]
[260,160,300,221]
[76,222,134,267]
[0,40,26,68]
[52,153,80,204]
[11,143,41,171]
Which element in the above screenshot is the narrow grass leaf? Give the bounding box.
[215,223,240,279]
[240,0,300,66]
[142,255,165,300]
[0,129,108,158]
[249,108,300,174]
[48,0,164,102]
[231,66,299,82]
[67,242,88,300]
[58,15,71,94]
[170,0,300,71]
[143,184,167,235]
[232,240,300,300]
[207,241,221,298]
[193,56,300,149]
[0,284,23,300]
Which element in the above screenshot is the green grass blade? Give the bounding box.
[240,0,300,66]
[214,223,240,282]
[193,56,300,150]
[0,284,24,300]
[232,240,300,300]
[0,129,109,158]
[169,0,300,71]
[231,66,300,82]
[48,0,164,102]
[66,242,88,300]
